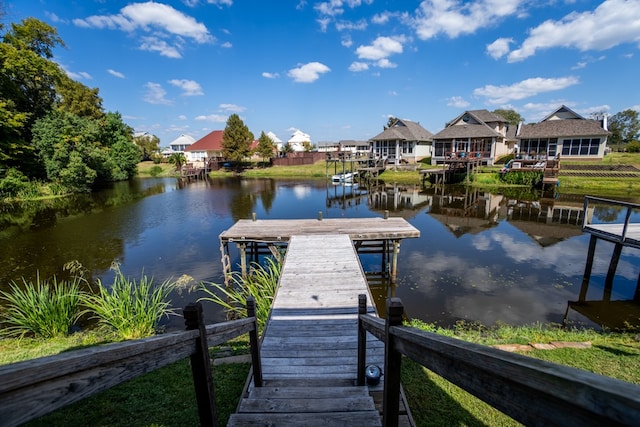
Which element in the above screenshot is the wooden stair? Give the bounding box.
[227,384,382,426]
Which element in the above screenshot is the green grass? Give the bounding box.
[136,161,179,177]
[0,275,84,339]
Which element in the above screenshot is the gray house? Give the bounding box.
[369,119,433,165]
[516,105,609,159]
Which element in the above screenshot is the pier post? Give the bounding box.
[184,302,217,427]
[238,242,248,279]
[390,240,400,283]
[357,294,367,386]
[383,297,403,427]
[246,297,263,387]
[579,235,598,301]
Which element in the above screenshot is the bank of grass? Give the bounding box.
[136,161,179,177]
[4,322,638,426]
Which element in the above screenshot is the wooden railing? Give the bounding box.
[0,299,263,427]
[357,295,640,427]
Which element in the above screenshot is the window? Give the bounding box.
[561,138,600,156]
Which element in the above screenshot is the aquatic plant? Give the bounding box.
[0,274,84,338]
[199,257,281,332]
[81,265,176,339]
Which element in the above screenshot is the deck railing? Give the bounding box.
[582,195,640,247]
[0,299,262,427]
[357,295,640,427]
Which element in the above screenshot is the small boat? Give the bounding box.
[331,171,358,183]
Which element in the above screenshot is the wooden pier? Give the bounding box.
[565,196,640,330]
[420,155,482,185]
[223,219,420,426]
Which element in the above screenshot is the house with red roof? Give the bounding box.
[184,130,224,162]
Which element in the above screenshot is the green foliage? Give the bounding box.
[199,257,281,332]
[167,152,186,170]
[148,165,163,176]
[500,170,542,186]
[494,154,514,164]
[255,131,275,163]
[0,274,83,338]
[627,140,640,153]
[0,167,29,197]
[492,108,524,125]
[133,133,160,161]
[609,109,640,146]
[81,265,176,340]
[55,76,104,119]
[222,113,254,163]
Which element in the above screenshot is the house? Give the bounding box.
[369,118,433,165]
[184,130,224,162]
[516,105,609,160]
[431,110,513,165]
[339,140,370,156]
[266,131,283,154]
[287,130,311,152]
[162,134,195,157]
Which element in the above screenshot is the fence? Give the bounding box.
[0,300,262,427]
[357,295,640,427]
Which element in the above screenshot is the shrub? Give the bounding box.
[0,275,84,338]
[148,165,163,177]
[0,168,30,197]
[82,265,176,339]
[627,140,640,153]
[500,170,542,186]
[199,257,281,332]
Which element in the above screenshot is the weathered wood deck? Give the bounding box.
[227,233,414,426]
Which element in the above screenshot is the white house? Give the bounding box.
[287,130,311,152]
[369,118,433,164]
[162,134,196,157]
[266,131,283,154]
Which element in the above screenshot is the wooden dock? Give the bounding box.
[224,220,420,426]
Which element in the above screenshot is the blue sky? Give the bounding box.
[7,0,640,145]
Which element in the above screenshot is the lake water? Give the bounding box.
[1,177,639,331]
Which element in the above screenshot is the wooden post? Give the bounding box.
[318,211,323,221]
[383,298,403,427]
[390,240,400,284]
[357,294,367,386]
[238,242,247,279]
[579,235,598,301]
[246,297,263,387]
[604,243,623,301]
[184,302,217,427]
[252,212,256,221]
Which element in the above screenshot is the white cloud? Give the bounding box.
[372,11,393,25]
[376,58,397,68]
[219,103,246,113]
[335,19,367,31]
[195,114,227,122]
[411,0,522,40]
[169,79,204,96]
[486,37,513,60]
[473,76,580,104]
[262,71,280,78]
[64,69,92,80]
[183,0,233,6]
[73,2,213,58]
[508,0,640,62]
[107,69,125,78]
[221,41,233,48]
[143,82,172,105]
[356,35,405,60]
[349,61,369,72]
[287,62,331,83]
[341,35,353,47]
[447,96,470,108]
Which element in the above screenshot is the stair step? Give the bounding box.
[249,386,370,399]
[238,396,375,413]
[227,411,382,427]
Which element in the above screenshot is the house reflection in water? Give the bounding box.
[326,181,639,330]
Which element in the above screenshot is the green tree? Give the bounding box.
[167,152,186,171]
[255,131,275,165]
[608,109,640,149]
[302,141,316,152]
[56,76,104,119]
[492,109,524,125]
[222,114,254,164]
[134,133,160,161]
[0,18,65,174]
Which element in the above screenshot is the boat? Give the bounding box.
[331,171,358,183]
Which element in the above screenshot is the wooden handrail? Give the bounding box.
[0,303,259,427]
[358,296,640,427]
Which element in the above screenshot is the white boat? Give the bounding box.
[331,171,358,183]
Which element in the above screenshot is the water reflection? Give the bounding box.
[0,176,638,331]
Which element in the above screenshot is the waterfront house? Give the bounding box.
[162,134,195,157]
[369,118,433,165]
[431,110,513,165]
[184,130,224,163]
[287,130,311,152]
[516,105,609,160]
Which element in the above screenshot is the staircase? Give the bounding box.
[227,383,382,426]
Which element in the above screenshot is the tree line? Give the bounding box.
[1,16,141,196]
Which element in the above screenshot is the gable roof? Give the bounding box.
[518,106,608,138]
[433,110,503,139]
[169,134,195,147]
[370,119,433,141]
[185,130,224,151]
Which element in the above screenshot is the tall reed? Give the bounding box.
[81,266,176,340]
[199,257,281,332]
[0,275,83,338]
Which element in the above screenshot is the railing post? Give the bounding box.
[246,297,263,387]
[357,294,367,386]
[383,297,404,427]
[184,302,217,427]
